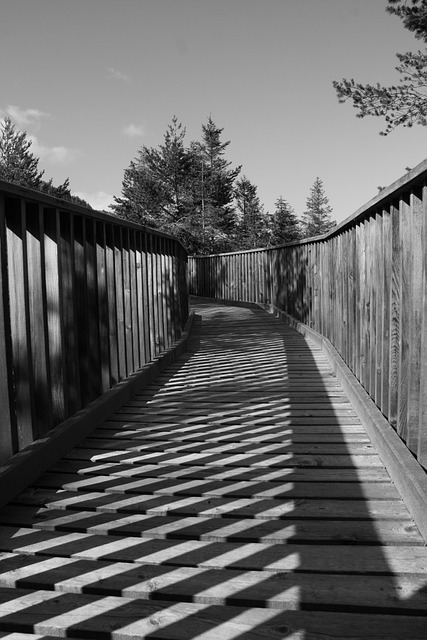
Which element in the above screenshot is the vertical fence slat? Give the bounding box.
[59,212,80,414]
[129,230,139,370]
[73,215,87,402]
[6,199,34,448]
[160,237,168,351]
[407,188,423,455]
[418,183,427,468]
[96,221,111,392]
[105,224,119,386]
[122,228,133,374]
[146,234,156,358]
[389,202,401,430]
[375,213,383,406]
[85,218,101,401]
[44,208,66,425]
[26,203,52,436]
[135,230,146,365]
[114,226,127,380]
[381,207,392,417]
[369,215,378,403]
[0,194,16,461]
[397,195,411,441]
[349,229,357,374]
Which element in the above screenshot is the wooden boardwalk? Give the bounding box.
[0,302,426,639]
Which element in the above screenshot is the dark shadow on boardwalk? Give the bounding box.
[0,303,425,637]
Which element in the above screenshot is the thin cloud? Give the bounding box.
[107,67,131,83]
[122,123,145,138]
[29,135,79,164]
[2,105,49,127]
[74,190,115,212]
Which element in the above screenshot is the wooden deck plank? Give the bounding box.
[0,526,426,574]
[108,414,363,425]
[0,587,426,639]
[48,459,393,482]
[0,302,425,638]
[117,404,359,415]
[0,506,422,545]
[0,553,425,613]
[64,447,386,467]
[100,420,368,435]
[75,438,375,456]
[94,426,372,443]
[30,471,400,500]
[12,489,413,520]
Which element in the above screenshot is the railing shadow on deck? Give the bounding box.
[0,304,426,636]
[188,158,427,476]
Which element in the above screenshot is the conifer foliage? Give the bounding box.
[115,115,337,253]
[0,116,88,206]
[0,117,44,189]
[114,115,242,254]
[334,0,427,135]
[199,116,241,244]
[234,176,269,249]
[301,177,336,238]
[113,117,193,230]
[270,197,301,245]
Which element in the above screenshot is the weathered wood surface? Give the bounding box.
[188,162,427,471]
[0,180,188,465]
[0,303,426,638]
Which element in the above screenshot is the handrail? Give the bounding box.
[0,180,188,463]
[189,158,427,471]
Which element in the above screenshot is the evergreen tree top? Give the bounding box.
[0,116,44,189]
[301,177,335,238]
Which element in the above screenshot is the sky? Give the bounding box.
[1,0,426,224]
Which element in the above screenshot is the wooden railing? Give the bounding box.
[0,180,188,463]
[189,159,427,471]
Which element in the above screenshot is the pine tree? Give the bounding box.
[0,117,44,188]
[114,115,243,254]
[199,116,240,241]
[270,197,301,245]
[333,0,427,135]
[0,117,80,204]
[301,178,336,238]
[235,176,269,249]
[113,152,163,226]
[113,116,195,231]
[157,116,195,225]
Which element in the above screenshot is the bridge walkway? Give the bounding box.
[0,302,425,638]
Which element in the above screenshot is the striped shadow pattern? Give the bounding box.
[0,303,425,638]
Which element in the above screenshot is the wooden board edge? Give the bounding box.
[0,311,196,510]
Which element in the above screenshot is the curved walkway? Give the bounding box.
[0,302,425,638]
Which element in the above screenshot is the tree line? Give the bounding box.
[2,1,427,254]
[0,113,335,255]
[112,115,336,254]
